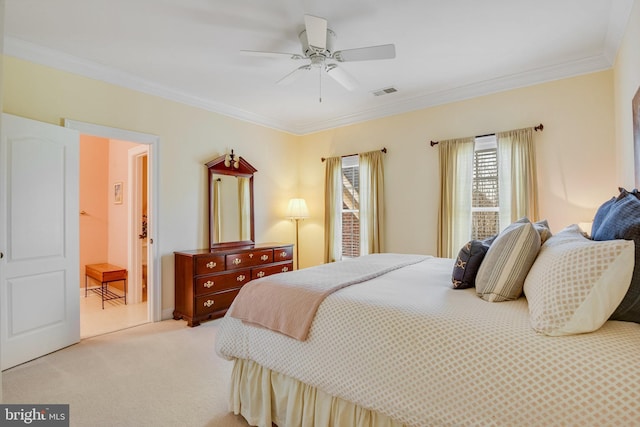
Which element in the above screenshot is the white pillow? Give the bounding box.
[523,224,634,336]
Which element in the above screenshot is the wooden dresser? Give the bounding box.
[174,243,293,326]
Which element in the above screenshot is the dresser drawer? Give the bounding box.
[273,246,293,262]
[226,249,273,269]
[195,289,240,317]
[252,262,293,279]
[195,255,225,275]
[194,269,250,296]
[175,244,293,327]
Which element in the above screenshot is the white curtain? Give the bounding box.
[497,127,539,230]
[324,157,342,263]
[238,177,251,241]
[437,137,475,258]
[359,150,385,255]
[212,178,222,243]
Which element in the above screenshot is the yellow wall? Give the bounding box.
[299,71,617,267]
[2,43,628,311]
[614,0,640,187]
[2,57,301,315]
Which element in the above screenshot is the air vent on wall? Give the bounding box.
[372,87,398,96]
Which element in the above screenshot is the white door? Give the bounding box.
[0,113,80,370]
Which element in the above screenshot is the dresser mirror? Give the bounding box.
[206,153,257,249]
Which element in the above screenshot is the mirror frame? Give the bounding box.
[206,154,257,249]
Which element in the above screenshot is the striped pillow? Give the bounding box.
[475,220,541,302]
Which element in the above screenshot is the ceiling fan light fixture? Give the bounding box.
[242,14,396,100]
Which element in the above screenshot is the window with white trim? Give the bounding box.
[341,155,360,258]
[471,135,499,239]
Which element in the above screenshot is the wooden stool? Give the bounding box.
[85,263,128,309]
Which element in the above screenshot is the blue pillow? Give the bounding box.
[452,236,495,289]
[592,192,640,323]
[591,197,616,240]
[591,188,636,239]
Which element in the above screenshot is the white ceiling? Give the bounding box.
[3,0,634,135]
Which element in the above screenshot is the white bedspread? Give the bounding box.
[215,256,640,427]
[229,253,427,340]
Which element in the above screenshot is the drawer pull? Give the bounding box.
[203,280,215,288]
[260,254,269,261]
[233,258,242,265]
[257,271,265,278]
[237,274,246,281]
[280,251,287,258]
[203,299,215,308]
[281,267,289,272]
[206,261,217,269]
[249,253,254,258]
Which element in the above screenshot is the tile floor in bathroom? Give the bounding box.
[80,288,148,338]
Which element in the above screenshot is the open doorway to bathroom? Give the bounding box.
[79,135,149,338]
[64,118,160,338]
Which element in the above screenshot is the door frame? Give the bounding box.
[1,0,6,399]
[63,119,161,322]
[128,144,148,305]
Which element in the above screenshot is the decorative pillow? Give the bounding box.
[591,188,638,239]
[627,188,640,199]
[475,219,541,302]
[533,219,552,244]
[451,236,495,289]
[524,224,634,336]
[591,196,616,239]
[591,192,640,323]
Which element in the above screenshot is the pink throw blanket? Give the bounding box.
[228,254,427,340]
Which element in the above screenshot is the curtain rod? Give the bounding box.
[429,123,543,147]
[321,147,387,162]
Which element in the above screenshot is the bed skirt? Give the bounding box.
[230,358,406,427]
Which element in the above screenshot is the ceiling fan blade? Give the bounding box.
[334,44,396,62]
[325,64,358,91]
[304,14,327,51]
[277,65,312,86]
[240,50,303,60]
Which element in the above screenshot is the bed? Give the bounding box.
[215,209,640,426]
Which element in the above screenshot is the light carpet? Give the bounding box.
[2,318,250,427]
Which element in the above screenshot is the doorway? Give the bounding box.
[64,119,160,338]
[79,137,148,337]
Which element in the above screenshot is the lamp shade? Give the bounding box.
[286,198,309,219]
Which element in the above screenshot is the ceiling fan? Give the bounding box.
[241,14,396,101]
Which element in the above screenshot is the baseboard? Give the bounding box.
[161,308,174,320]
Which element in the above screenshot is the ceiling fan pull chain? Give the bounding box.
[319,67,322,103]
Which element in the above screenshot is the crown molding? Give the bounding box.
[4,37,296,134]
[289,53,612,135]
[3,35,617,136]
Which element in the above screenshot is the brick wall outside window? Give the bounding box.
[342,155,360,258]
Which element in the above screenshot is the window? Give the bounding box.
[471,135,499,239]
[341,155,360,258]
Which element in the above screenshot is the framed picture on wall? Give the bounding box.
[114,182,123,204]
[634,85,640,188]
